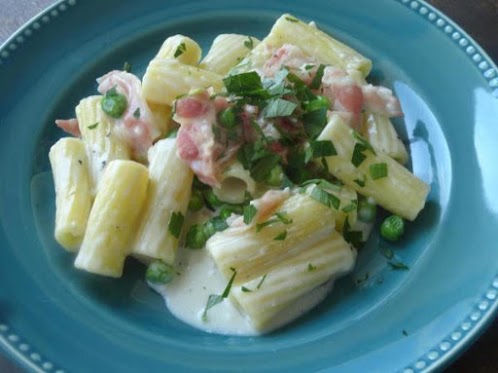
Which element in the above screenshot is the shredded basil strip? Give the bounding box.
[352,130,376,155]
[388,261,410,271]
[87,122,99,130]
[223,71,264,96]
[351,143,368,167]
[309,64,326,90]
[168,212,184,239]
[123,61,132,72]
[310,140,337,158]
[369,162,388,180]
[342,217,363,247]
[174,42,186,58]
[310,185,340,210]
[202,268,237,321]
[257,274,267,289]
[243,204,258,225]
[275,212,293,224]
[263,98,297,118]
[133,107,141,119]
[273,230,287,241]
[353,175,366,187]
[308,263,317,271]
[244,36,254,50]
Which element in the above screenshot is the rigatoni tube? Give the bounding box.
[142,58,224,106]
[230,230,355,332]
[318,114,429,221]
[49,137,92,251]
[154,35,202,65]
[199,34,260,76]
[131,138,193,264]
[207,192,336,284]
[75,160,149,277]
[76,95,130,194]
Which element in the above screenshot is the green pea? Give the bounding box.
[101,89,127,118]
[204,189,222,209]
[145,260,175,284]
[380,215,405,241]
[358,197,377,223]
[186,224,209,249]
[219,204,243,220]
[218,107,237,128]
[265,164,283,186]
[188,189,204,211]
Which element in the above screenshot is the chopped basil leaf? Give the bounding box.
[352,130,376,155]
[250,154,281,182]
[275,212,293,224]
[341,200,358,213]
[244,36,254,50]
[256,218,277,232]
[285,16,299,22]
[243,204,258,225]
[263,98,297,118]
[257,274,267,289]
[273,230,287,241]
[351,143,368,167]
[369,162,388,180]
[310,140,337,158]
[388,261,410,271]
[241,286,252,292]
[309,64,326,90]
[87,122,99,130]
[202,269,237,321]
[353,175,366,187]
[310,185,340,210]
[166,127,179,138]
[303,107,328,139]
[280,173,294,189]
[342,217,363,247]
[308,263,316,271]
[223,72,264,96]
[133,107,141,119]
[123,61,132,72]
[174,42,187,58]
[168,211,184,239]
[287,72,316,102]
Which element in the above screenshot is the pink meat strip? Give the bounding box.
[96,70,161,160]
[174,91,223,187]
[55,118,80,137]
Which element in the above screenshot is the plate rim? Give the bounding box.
[1,0,498,372]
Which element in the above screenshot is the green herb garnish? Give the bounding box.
[243,204,258,225]
[273,230,287,241]
[146,260,175,285]
[369,162,388,180]
[202,268,237,321]
[133,107,141,119]
[168,212,184,239]
[174,42,187,58]
[87,122,99,130]
[244,36,254,50]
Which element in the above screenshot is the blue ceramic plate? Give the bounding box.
[1,0,498,371]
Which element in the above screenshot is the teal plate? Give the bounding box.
[1,0,498,372]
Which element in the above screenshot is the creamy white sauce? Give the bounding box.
[149,244,341,336]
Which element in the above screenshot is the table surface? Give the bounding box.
[1,0,497,371]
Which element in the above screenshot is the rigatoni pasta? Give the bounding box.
[49,13,429,336]
[49,137,92,251]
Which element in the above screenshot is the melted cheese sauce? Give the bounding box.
[149,245,338,336]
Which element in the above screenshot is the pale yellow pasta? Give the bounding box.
[155,34,202,65]
[318,114,429,221]
[74,160,149,277]
[207,192,336,284]
[75,96,131,193]
[199,34,260,76]
[230,230,355,331]
[147,101,173,138]
[49,137,92,251]
[142,58,224,106]
[363,112,409,165]
[131,138,193,264]
[231,13,371,76]
[212,160,256,205]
